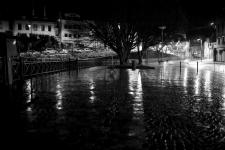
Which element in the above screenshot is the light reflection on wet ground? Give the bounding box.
[3,61,225,149]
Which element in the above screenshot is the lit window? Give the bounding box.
[48,25,51,32]
[18,24,22,30]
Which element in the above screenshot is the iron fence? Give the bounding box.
[2,56,119,84]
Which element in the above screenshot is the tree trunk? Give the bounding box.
[137,46,143,65]
[118,48,130,65]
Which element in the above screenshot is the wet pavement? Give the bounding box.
[2,60,225,149]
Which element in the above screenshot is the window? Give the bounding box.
[25,24,30,30]
[33,24,38,31]
[41,25,45,31]
[69,34,72,37]
[74,34,77,38]
[17,23,22,30]
[48,25,51,32]
[64,33,68,37]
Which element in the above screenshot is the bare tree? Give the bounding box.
[88,20,137,65]
[136,22,159,64]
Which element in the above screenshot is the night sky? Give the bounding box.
[0,0,224,27]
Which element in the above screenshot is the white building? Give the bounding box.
[0,12,95,50]
[58,13,91,49]
[13,19,57,37]
[214,18,225,62]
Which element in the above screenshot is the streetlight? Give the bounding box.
[28,24,33,35]
[28,24,33,51]
[158,26,166,61]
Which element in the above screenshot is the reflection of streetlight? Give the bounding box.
[158,26,166,61]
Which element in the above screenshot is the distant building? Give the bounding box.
[187,23,216,60]
[58,13,91,49]
[0,12,94,50]
[13,19,57,37]
[214,18,225,62]
[0,9,105,52]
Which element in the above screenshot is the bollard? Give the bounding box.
[197,61,198,73]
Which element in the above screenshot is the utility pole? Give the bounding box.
[158,26,166,62]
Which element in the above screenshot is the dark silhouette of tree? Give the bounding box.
[89,20,137,65]
[135,22,159,64]
[16,34,59,52]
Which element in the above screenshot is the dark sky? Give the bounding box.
[1,0,224,26]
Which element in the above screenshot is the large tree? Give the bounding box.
[88,20,137,65]
[135,22,160,64]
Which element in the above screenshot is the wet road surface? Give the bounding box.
[2,60,225,149]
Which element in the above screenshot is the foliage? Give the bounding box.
[16,34,60,52]
[88,20,137,65]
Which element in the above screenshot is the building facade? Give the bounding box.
[0,13,92,50]
[214,18,225,62]
[58,13,91,49]
[13,19,57,37]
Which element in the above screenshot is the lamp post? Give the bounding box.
[158,26,166,61]
[57,18,62,50]
[197,38,202,61]
[28,24,33,51]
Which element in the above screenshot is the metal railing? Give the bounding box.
[0,56,119,85]
[11,57,78,81]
